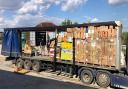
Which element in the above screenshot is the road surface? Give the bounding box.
[0,69,97,89]
[0,59,107,89]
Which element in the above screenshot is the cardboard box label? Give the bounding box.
[61,49,73,60]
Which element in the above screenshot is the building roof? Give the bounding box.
[36,22,56,27]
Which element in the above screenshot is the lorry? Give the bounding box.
[1,21,128,88]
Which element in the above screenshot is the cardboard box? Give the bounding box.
[50,40,55,47]
[63,26,117,67]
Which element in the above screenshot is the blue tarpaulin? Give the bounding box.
[1,29,20,57]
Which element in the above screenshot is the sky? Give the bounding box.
[0,0,128,31]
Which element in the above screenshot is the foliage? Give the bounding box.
[122,32,128,45]
[61,19,79,26]
[73,22,78,25]
[61,19,72,26]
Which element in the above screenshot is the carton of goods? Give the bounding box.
[62,25,118,67]
[67,32,73,37]
[110,55,116,66]
[58,35,62,42]
[50,40,55,47]
[61,49,73,60]
[23,40,32,54]
[61,42,72,49]
[101,56,108,66]
[63,36,67,42]
[26,32,30,41]
[67,28,73,32]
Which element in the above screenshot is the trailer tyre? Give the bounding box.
[80,69,93,84]
[16,59,24,68]
[96,71,110,88]
[24,60,32,70]
[32,61,41,72]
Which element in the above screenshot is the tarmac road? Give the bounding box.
[0,59,98,89]
[0,69,97,89]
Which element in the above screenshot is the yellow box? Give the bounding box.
[61,52,73,60]
[61,42,73,49]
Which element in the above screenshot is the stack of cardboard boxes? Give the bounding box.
[57,26,117,66]
[57,29,73,61]
[31,26,117,66]
[73,26,116,66]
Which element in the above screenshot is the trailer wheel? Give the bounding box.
[16,59,24,68]
[24,60,32,70]
[96,71,111,88]
[42,63,46,70]
[32,61,41,72]
[80,69,93,84]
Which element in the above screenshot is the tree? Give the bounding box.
[61,19,79,26]
[73,22,78,25]
[61,19,72,26]
[122,32,128,45]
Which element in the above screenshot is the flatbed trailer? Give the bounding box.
[2,21,128,88]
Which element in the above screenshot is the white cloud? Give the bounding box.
[18,2,38,14]
[61,0,88,11]
[18,0,61,14]
[0,0,25,10]
[84,16,99,22]
[18,0,87,14]
[0,1,64,28]
[13,14,64,27]
[91,18,99,22]
[0,17,4,23]
[108,0,128,5]
[0,0,88,28]
[0,17,6,28]
[0,10,4,14]
[0,14,64,28]
[0,0,86,12]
